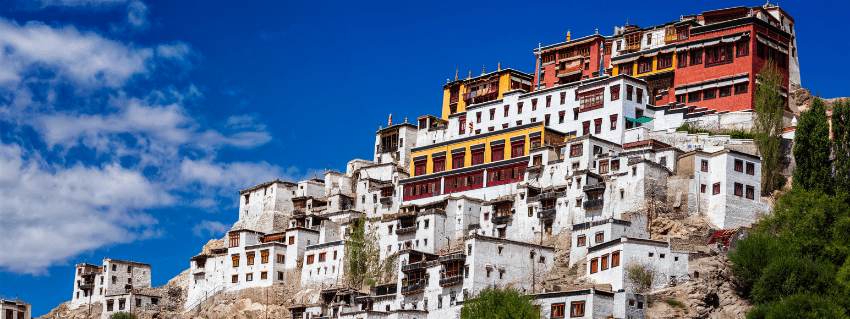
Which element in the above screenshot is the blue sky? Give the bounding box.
[0,0,846,315]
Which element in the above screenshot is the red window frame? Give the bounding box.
[433,158,445,173]
[560,92,566,104]
[444,170,484,194]
[636,88,643,104]
[476,112,481,123]
[544,114,551,127]
[712,183,720,195]
[677,52,688,68]
[545,96,551,107]
[594,118,602,134]
[531,99,537,111]
[558,111,565,124]
[511,141,525,158]
[491,146,504,162]
[569,144,582,157]
[736,40,749,56]
[504,106,509,117]
[701,160,708,172]
[582,121,590,135]
[746,162,755,175]
[459,117,466,134]
[590,258,598,274]
[610,85,620,101]
[489,109,495,120]
[734,183,743,197]
[637,58,652,74]
[452,154,464,169]
[517,102,523,114]
[626,85,633,100]
[620,63,633,76]
[414,161,426,176]
[578,88,604,111]
[700,184,706,193]
[690,49,703,65]
[657,53,673,69]
[471,150,484,165]
[746,185,755,199]
[487,162,527,187]
[734,159,743,172]
[403,178,440,201]
[610,114,618,130]
[611,251,620,267]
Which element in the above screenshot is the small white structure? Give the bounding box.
[569,213,649,267]
[586,237,689,292]
[535,288,646,319]
[1,299,31,319]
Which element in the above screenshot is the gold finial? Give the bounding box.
[388,114,392,126]
[567,29,571,41]
[482,64,485,75]
[468,70,471,79]
[498,62,501,71]
[455,68,459,81]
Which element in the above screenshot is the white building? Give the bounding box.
[585,237,689,292]
[1,299,31,319]
[534,288,646,319]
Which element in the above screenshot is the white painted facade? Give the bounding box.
[585,237,689,292]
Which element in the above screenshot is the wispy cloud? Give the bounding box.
[192,220,231,238]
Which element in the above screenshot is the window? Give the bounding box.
[471,151,484,165]
[433,158,445,173]
[570,301,585,317]
[719,86,732,97]
[489,109,495,120]
[734,183,743,197]
[246,273,253,281]
[517,102,523,114]
[660,254,666,259]
[531,99,537,111]
[705,44,734,66]
[261,271,268,280]
[626,85,633,100]
[261,251,269,264]
[511,141,525,158]
[677,28,689,41]
[746,162,755,175]
[649,252,654,257]
[713,183,721,195]
[414,161,425,176]
[569,144,582,157]
[232,275,238,283]
[545,114,551,126]
[590,258,598,274]
[552,303,565,318]
[278,271,284,280]
[734,159,743,172]
[452,154,464,169]
[736,40,749,56]
[690,49,703,65]
[459,117,466,134]
[319,252,326,262]
[636,88,643,104]
[546,96,551,107]
[646,33,652,45]
[560,92,566,104]
[746,185,755,199]
[306,254,315,264]
[701,184,706,193]
[677,52,688,68]
[658,53,673,69]
[595,232,604,243]
[277,254,284,263]
[594,119,602,134]
[637,58,652,74]
[491,145,505,161]
[612,251,620,267]
[701,160,708,172]
[504,105,509,117]
[289,236,295,245]
[703,88,716,100]
[247,252,255,265]
[735,83,748,94]
[232,255,240,267]
[620,63,633,76]
[601,254,609,270]
[577,235,586,247]
[578,88,604,110]
[688,91,701,102]
[229,233,239,248]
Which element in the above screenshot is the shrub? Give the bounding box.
[665,299,685,308]
[460,287,539,319]
[750,256,836,304]
[745,294,849,319]
[110,313,136,319]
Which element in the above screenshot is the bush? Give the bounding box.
[665,299,685,308]
[750,256,836,304]
[110,313,136,319]
[728,231,789,293]
[460,287,539,319]
[745,294,849,319]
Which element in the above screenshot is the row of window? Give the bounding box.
[306,250,338,264]
[231,251,284,267]
[404,163,527,200]
[231,271,283,283]
[575,232,606,247]
[589,251,621,274]
[676,83,748,103]
[699,182,756,199]
[551,301,585,318]
[699,159,756,175]
[413,140,530,176]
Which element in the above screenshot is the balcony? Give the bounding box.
[401,262,428,273]
[528,191,565,203]
[380,197,393,204]
[583,183,606,192]
[526,164,544,173]
[79,283,94,290]
[380,146,398,154]
[439,275,464,287]
[492,214,512,224]
[401,280,425,295]
[439,252,466,263]
[583,199,604,210]
[538,208,556,219]
[557,67,582,77]
[395,226,417,235]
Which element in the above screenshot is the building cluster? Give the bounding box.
[61,4,795,319]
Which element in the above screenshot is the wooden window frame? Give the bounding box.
[577,235,586,247]
[612,251,620,267]
[734,183,743,197]
[590,258,598,274]
[306,254,315,264]
[601,254,609,271]
[491,146,505,162]
[551,303,565,318]
[746,185,755,199]
[570,301,585,317]
[713,183,721,195]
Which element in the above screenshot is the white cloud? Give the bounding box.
[192,220,230,238]
[0,18,153,89]
[0,142,169,274]
[35,0,128,8]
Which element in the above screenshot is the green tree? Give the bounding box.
[460,287,539,319]
[752,59,787,194]
[344,216,396,288]
[746,294,849,319]
[110,313,137,319]
[728,230,789,293]
[833,99,850,195]
[793,97,833,193]
[750,256,836,304]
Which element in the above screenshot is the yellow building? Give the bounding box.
[442,68,533,119]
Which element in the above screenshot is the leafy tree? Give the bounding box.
[752,59,787,194]
[750,256,836,304]
[793,97,833,193]
[110,313,136,319]
[746,294,849,319]
[344,216,396,289]
[728,230,789,293]
[833,99,850,196]
[460,287,539,319]
[624,260,660,293]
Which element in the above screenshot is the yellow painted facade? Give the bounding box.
[409,124,545,177]
[441,73,516,119]
[612,54,677,77]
